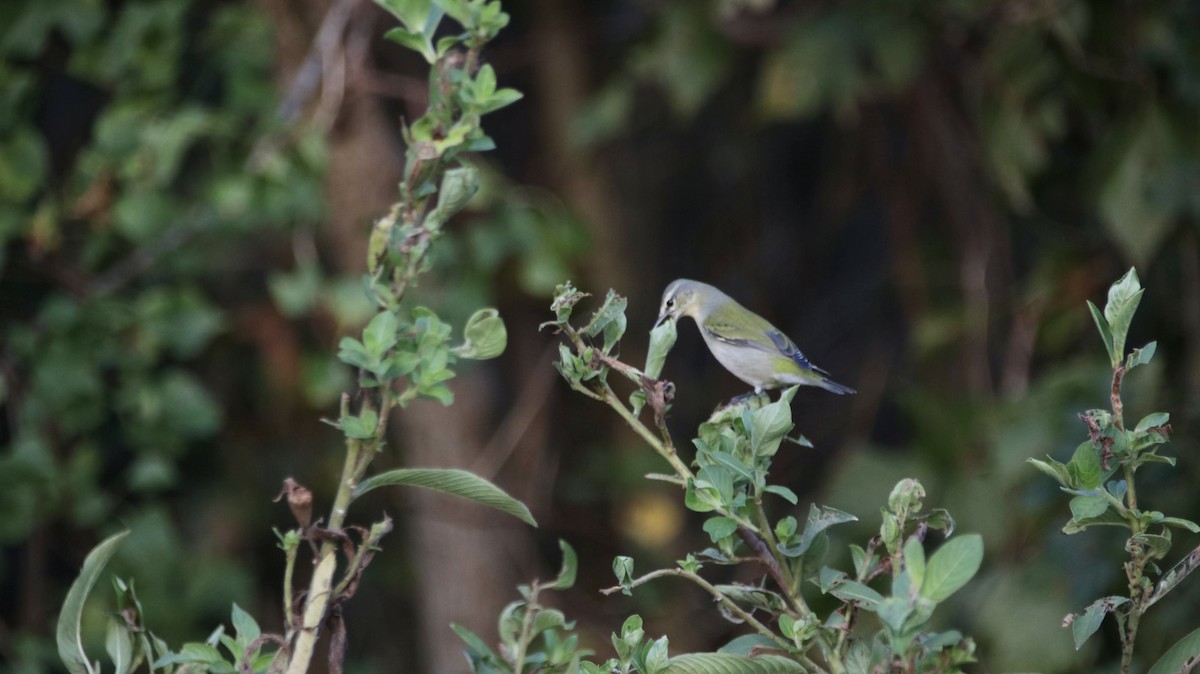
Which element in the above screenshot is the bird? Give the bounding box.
[655,279,855,397]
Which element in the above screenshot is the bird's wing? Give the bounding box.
[701,303,777,350]
[705,315,830,376]
[765,330,830,376]
[702,319,763,349]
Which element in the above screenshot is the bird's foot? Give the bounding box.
[718,390,769,410]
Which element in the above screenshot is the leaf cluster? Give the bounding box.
[1030,268,1200,669]
[0,0,322,568]
[464,284,987,674]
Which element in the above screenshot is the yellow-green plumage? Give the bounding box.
[656,279,855,396]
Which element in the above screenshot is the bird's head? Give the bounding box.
[656,279,706,327]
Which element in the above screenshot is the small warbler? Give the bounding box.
[656,279,855,396]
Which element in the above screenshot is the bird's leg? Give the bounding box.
[729,391,757,405]
[723,389,769,408]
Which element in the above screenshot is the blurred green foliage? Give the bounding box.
[0,0,323,669]
[5,0,1200,672]
[578,0,1200,268]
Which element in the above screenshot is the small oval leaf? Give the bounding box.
[921,534,983,602]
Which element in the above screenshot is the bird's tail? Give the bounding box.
[817,377,856,395]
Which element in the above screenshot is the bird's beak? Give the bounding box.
[654,312,672,328]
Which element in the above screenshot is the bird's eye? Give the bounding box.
[666,299,675,308]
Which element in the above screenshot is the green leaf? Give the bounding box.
[777,504,857,557]
[1135,412,1170,433]
[1068,441,1102,490]
[1087,300,1117,368]
[1071,596,1129,651]
[1028,457,1071,488]
[1161,517,1200,533]
[706,451,754,481]
[764,485,798,505]
[1107,480,1128,501]
[817,566,847,593]
[678,554,701,574]
[876,596,915,633]
[153,642,224,668]
[582,290,628,353]
[422,164,477,225]
[1134,452,1176,468]
[382,26,435,62]
[339,408,378,439]
[613,557,635,591]
[702,516,739,543]
[663,653,806,673]
[1136,531,1173,561]
[827,579,885,608]
[916,508,957,537]
[454,308,506,360]
[718,635,779,656]
[436,33,465,58]
[549,281,588,323]
[428,166,480,227]
[452,623,502,664]
[474,64,497,98]
[230,603,260,646]
[57,531,131,674]
[684,479,720,513]
[362,311,399,359]
[748,394,794,457]
[415,382,454,406]
[1062,508,1129,534]
[1069,495,1109,520]
[645,636,670,674]
[644,317,678,380]
[374,0,439,35]
[354,468,536,526]
[921,534,983,602]
[479,87,524,114]
[904,537,926,591]
[1103,268,1143,363]
[1126,341,1157,370]
[887,478,926,519]
[1148,626,1200,674]
[547,539,577,590]
[106,620,133,674]
[530,607,568,635]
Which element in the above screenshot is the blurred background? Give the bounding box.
[2,0,1200,672]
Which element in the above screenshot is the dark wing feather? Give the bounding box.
[766,330,830,376]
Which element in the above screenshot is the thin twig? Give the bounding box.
[736,527,793,610]
[278,0,358,124]
[600,569,797,656]
[471,342,558,479]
